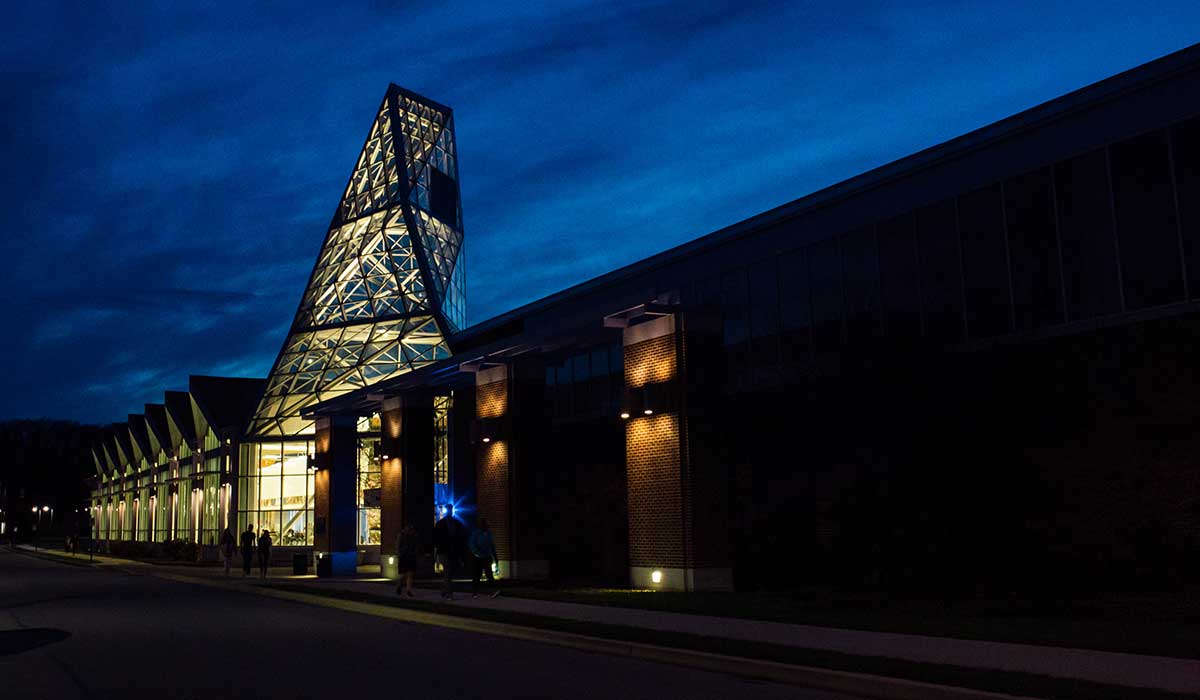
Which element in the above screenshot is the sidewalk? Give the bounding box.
[292,576,1199,695]
[20,546,1200,695]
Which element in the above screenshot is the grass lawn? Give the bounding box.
[420,581,1200,660]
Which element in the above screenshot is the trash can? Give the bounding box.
[292,552,309,576]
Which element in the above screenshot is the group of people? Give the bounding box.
[394,509,498,600]
[213,510,496,596]
[218,526,273,578]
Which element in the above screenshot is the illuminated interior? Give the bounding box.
[248,87,465,437]
[238,442,316,545]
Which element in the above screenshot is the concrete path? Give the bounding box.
[21,546,1200,694]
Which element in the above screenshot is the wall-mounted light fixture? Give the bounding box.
[619,412,631,420]
[470,416,506,445]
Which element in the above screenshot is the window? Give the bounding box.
[778,248,812,366]
[570,353,591,414]
[1173,116,1200,298]
[809,238,843,351]
[748,259,780,383]
[1110,130,1183,310]
[1055,149,1121,320]
[958,184,1012,338]
[237,442,315,546]
[1004,168,1064,330]
[841,226,881,345]
[721,269,749,386]
[877,213,922,342]
[357,437,382,545]
[916,199,964,343]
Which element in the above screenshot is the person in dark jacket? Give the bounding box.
[240,525,256,577]
[257,529,272,579]
[468,517,499,598]
[432,508,463,600]
[219,528,236,576]
[394,523,418,597]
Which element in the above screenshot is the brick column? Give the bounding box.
[314,415,358,576]
[475,362,549,580]
[624,312,731,591]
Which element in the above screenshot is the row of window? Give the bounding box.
[694,116,1200,386]
[92,473,226,545]
[544,342,624,418]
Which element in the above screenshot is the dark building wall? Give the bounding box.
[726,312,1200,591]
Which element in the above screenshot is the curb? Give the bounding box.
[141,568,1034,700]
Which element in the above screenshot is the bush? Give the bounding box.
[108,540,156,559]
[160,539,198,562]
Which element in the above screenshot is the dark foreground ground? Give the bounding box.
[0,550,858,699]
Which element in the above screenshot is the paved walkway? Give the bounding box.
[19,546,1200,694]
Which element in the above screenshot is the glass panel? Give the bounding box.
[1172,116,1200,298]
[916,199,964,343]
[877,214,921,342]
[258,475,281,511]
[721,269,749,387]
[1004,168,1064,330]
[959,184,1012,339]
[778,248,812,366]
[1110,130,1183,309]
[748,258,779,383]
[841,226,881,345]
[809,238,843,351]
[1055,149,1121,320]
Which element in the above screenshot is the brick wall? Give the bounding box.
[379,407,403,551]
[625,413,685,567]
[625,334,676,389]
[625,332,685,569]
[476,379,510,560]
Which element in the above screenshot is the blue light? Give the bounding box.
[433,483,474,522]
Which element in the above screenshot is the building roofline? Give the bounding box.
[451,41,1200,344]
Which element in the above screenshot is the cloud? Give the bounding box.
[4,1,1200,423]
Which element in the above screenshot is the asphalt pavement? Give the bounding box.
[0,549,859,699]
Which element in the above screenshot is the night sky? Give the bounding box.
[3,2,1198,424]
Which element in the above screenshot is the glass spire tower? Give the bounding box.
[249,85,465,437]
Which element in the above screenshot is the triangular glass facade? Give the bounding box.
[249,86,465,437]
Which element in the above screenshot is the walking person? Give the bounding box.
[240,524,256,577]
[394,523,418,597]
[257,529,273,579]
[432,507,463,600]
[469,517,499,599]
[219,527,236,576]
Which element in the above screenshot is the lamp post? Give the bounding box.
[31,506,41,550]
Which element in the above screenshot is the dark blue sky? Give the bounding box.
[3,2,1198,424]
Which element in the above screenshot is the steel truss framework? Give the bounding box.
[249,86,466,437]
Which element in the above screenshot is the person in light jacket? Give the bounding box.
[468,517,499,599]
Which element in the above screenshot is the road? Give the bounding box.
[0,550,858,699]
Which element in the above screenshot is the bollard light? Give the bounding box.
[651,570,663,584]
